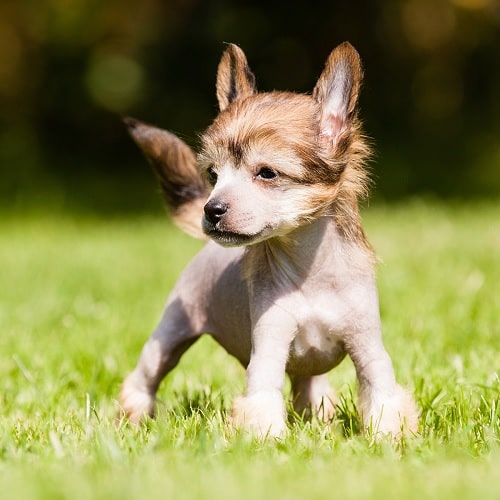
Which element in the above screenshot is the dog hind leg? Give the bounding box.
[119,298,200,423]
[291,374,337,422]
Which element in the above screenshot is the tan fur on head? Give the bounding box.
[125,43,372,247]
[199,42,372,251]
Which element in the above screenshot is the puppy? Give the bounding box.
[119,42,418,438]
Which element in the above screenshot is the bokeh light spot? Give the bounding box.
[85,53,144,112]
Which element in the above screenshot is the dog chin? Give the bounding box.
[202,219,272,246]
[204,228,264,247]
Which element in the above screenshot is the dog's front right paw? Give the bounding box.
[230,391,287,438]
[118,372,156,424]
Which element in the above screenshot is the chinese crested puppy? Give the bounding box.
[119,42,418,438]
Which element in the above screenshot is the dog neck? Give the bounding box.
[243,215,375,292]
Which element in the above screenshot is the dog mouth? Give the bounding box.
[204,227,261,247]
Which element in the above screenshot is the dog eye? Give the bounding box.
[206,166,218,186]
[256,166,278,180]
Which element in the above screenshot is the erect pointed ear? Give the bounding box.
[313,42,362,148]
[216,43,256,112]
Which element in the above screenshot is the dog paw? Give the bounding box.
[294,390,338,422]
[230,392,287,438]
[118,372,156,424]
[293,375,338,422]
[360,384,419,439]
[310,391,337,422]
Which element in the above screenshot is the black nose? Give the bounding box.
[204,199,228,225]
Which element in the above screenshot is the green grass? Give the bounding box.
[1,200,499,499]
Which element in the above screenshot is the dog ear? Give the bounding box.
[313,42,362,148]
[216,43,256,112]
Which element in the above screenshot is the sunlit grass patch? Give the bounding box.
[0,201,499,499]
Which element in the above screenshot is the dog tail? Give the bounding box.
[124,118,209,240]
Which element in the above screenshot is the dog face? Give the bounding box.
[199,43,364,247]
[199,93,329,246]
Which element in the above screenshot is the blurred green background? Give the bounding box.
[1,0,499,214]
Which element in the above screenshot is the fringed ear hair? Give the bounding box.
[216,43,256,112]
[313,42,362,150]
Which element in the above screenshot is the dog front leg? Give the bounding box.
[119,297,199,423]
[231,309,296,438]
[348,333,419,438]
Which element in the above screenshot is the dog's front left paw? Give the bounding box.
[118,372,156,424]
[230,391,287,438]
[359,384,419,439]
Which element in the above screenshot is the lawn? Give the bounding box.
[0,200,499,499]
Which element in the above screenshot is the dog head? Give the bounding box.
[199,42,369,247]
[126,43,370,246]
